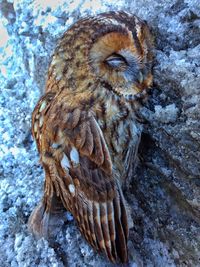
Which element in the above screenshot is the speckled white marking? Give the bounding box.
[35,114,40,119]
[68,184,75,195]
[39,116,43,127]
[70,147,79,164]
[51,143,59,149]
[39,101,46,112]
[34,122,38,133]
[61,154,70,170]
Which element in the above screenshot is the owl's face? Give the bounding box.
[90,29,153,100]
[50,12,153,106]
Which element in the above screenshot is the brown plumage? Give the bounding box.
[28,11,154,263]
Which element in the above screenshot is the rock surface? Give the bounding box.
[0,0,200,266]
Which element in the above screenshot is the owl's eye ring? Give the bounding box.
[105,53,128,68]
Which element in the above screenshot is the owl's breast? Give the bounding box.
[96,106,142,182]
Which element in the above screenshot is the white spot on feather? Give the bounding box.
[70,147,79,164]
[51,143,60,149]
[61,154,70,171]
[39,116,43,127]
[39,101,46,112]
[68,184,75,196]
[34,122,38,133]
[35,114,40,119]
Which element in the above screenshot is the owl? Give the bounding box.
[28,11,153,263]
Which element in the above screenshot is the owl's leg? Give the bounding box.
[28,190,66,241]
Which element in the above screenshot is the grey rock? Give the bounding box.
[0,0,200,266]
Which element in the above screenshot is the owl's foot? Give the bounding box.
[28,194,66,240]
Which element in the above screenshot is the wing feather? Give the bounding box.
[113,187,128,263]
[87,200,99,249]
[93,201,106,252]
[100,202,114,261]
[81,123,94,155]
[107,201,118,260]
[82,199,96,248]
[32,97,129,263]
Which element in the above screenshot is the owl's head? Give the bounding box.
[51,12,153,104]
[89,14,154,100]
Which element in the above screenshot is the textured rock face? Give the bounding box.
[0,0,200,266]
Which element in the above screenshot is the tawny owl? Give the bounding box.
[28,11,153,263]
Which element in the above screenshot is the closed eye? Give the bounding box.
[105,53,128,68]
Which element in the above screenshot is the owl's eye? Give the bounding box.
[105,53,127,68]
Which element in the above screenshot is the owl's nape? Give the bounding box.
[29,11,154,264]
